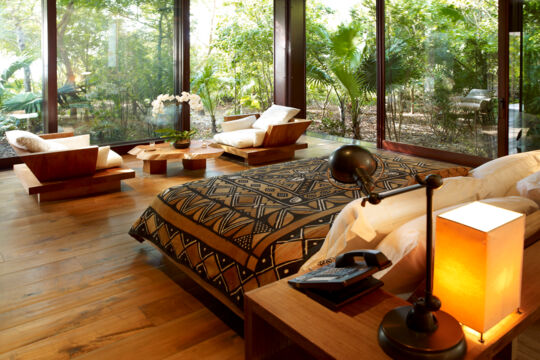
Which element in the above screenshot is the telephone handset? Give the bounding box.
[288,250,392,309]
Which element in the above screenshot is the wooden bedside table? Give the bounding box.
[245,239,540,359]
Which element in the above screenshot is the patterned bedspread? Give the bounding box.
[129,155,450,309]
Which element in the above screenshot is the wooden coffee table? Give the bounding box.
[128,140,224,174]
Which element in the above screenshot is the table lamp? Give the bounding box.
[434,202,525,342]
[328,145,466,360]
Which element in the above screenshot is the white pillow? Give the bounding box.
[252,104,300,131]
[105,149,123,168]
[44,141,68,152]
[45,134,91,149]
[213,128,266,148]
[5,130,50,152]
[516,171,540,205]
[470,151,540,198]
[301,176,483,271]
[376,196,537,295]
[221,115,257,132]
[95,146,111,170]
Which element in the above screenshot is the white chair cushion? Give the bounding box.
[95,146,111,170]
[46,134,91,149]
[252,104,300,131]
[213,128,266,148]
[376,196,538,295]
[221,115,257,132]
[46,141,69,151]
[470,151,540,198]
[6,130,50,152]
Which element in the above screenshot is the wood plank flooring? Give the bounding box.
[0,136,538,359]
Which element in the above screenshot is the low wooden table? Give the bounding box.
[128,141,224,174]
[245,240,540,359]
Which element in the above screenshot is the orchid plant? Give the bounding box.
[151,92,204,118]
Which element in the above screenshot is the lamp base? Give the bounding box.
[378,306,467,360]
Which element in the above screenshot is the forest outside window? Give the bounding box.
[55,0,174,145]
[0,0,43,160]
[189,0,273,139]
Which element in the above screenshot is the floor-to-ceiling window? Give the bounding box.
[384,0,499,159]
[56,0,174,144]
[0,0,43,159]
[189,0,273,138]
[510,0,540,153]
[306,0,376,142]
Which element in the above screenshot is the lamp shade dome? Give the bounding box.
[328,145,377,183]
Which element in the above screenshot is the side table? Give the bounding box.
[128,140,224,174]
[245,239,540,359]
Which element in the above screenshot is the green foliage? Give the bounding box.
[192,61,220,133]
[156,128,197,142]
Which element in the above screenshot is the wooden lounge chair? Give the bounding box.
[212,113,312,165]
[6,131,135,201]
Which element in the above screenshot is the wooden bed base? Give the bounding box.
[148,242,245,319]
[13,163,135,202]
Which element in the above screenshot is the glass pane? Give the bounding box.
[306,0,376,142]
[510,0,540,153]
[385,0,498,158]
[190,0,274,138]
[56,1,174,144]
[0,0,43,158]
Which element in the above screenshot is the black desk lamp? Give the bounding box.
[328,145,466,360]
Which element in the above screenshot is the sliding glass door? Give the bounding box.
[509,0,540,153]
[189,0,273,137]
[384,0,499,159]
[305,0,376,142]
[0,0,43,159]
[56,0,174,145]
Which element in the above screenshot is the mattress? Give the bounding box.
[129,155,452,309]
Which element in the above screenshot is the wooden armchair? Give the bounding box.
[7,131,135,201]
[212,114,312,165]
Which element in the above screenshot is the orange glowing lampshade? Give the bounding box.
[434,201,525,334]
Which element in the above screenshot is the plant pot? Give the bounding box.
[173,139,190,149]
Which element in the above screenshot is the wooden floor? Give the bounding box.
[0,136,538,359]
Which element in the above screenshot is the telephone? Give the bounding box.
[288,250,391,309]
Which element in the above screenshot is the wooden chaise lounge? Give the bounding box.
[8,132,135,201]
[212,114,311,165]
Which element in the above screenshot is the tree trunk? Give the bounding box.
[351,101,362,140]
[210,114,217,133]
[410,84,415,114]
[157,11,164,85]
[57,1,76,85]
[338,99,346,136]
[15,24,32,92]
[207,0,217,57]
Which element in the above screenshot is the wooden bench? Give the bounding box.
[212,114,311,165]
[8,132,135,201]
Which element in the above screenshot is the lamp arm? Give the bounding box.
[356,172,445,333]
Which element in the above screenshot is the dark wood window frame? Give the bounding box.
[0,0,512,170]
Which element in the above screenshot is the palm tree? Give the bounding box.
[307,23,372,139]
[0,57,34,109]
[192,61,220,133]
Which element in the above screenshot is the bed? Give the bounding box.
[129,154,455,314]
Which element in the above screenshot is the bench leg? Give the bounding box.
[182,159,207,170]
[38,180,121,202]
[143,160,167,174]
